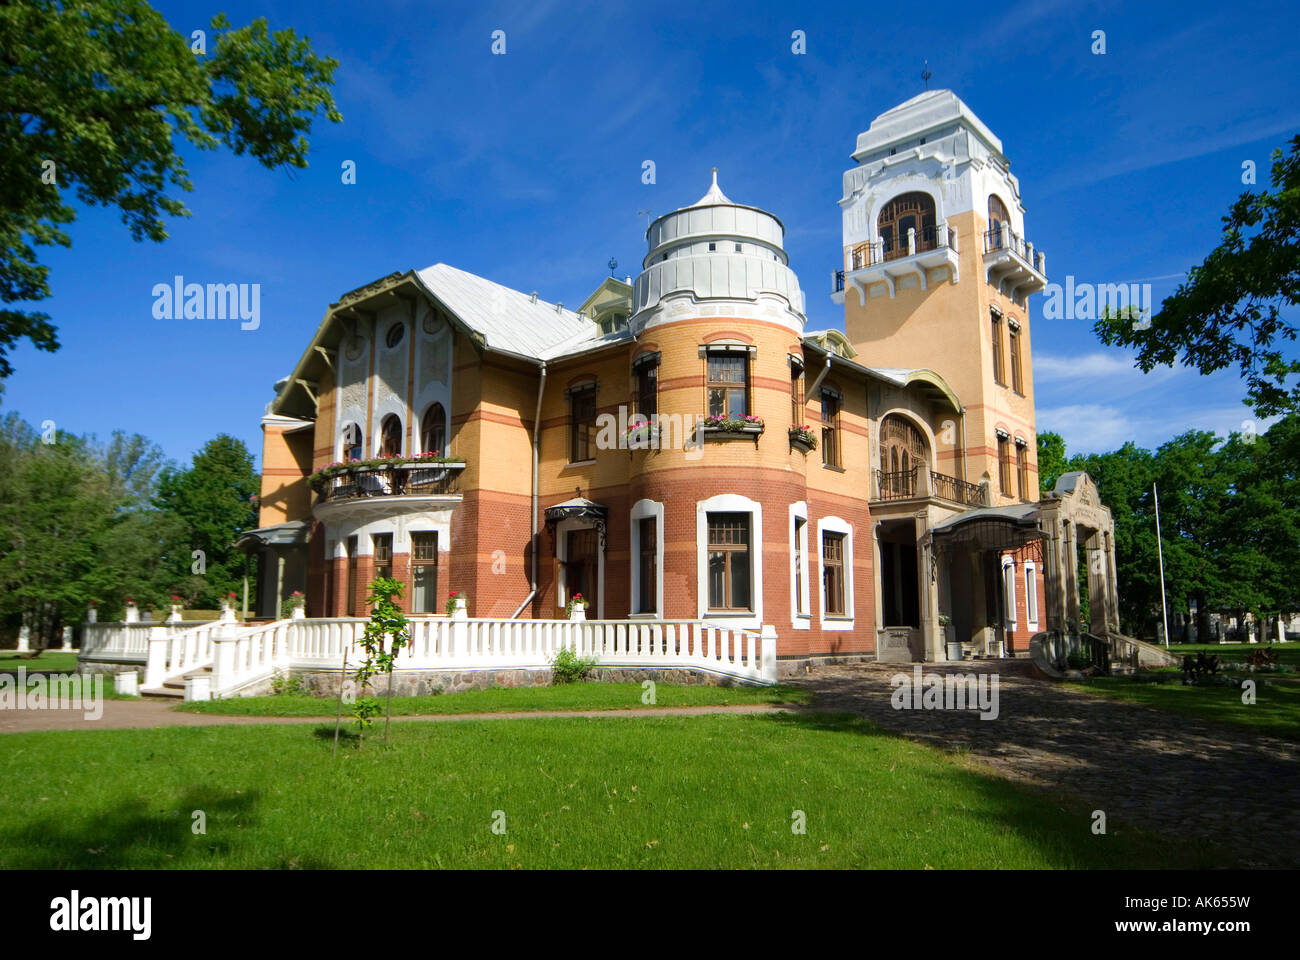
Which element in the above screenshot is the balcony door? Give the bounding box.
[878,192,936,261]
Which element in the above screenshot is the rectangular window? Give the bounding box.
[636,363,657,420]
[637,517,657,614]
[991,311,1006,386]
[823,532,846,616]
[1003,563,1018,627]
[821,391,841,466]
[998,435,1013,496]
[707,513,751,612]
[707,351,749,419]
[346,535,358,616]
[411,532,438,614]
[793,516,806,615]
[1026,564,1039,626]
[569,385,597,462]
[791,367,803,426]
[1016,443,1029,500]
[1009,324,1023,393]
[372,533,393,582]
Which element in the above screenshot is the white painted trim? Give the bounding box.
[629,499,665,617]
[789,502,810,629]
[1002,556,1017,627]
[696,494,762,630]
[816,516,855,630]
[556,516,605,619]
[1024,560,1039,630]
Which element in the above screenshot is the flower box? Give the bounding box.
[789,425,817,453]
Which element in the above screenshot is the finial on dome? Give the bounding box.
[696,168,732,206]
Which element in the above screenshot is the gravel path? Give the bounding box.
[0,699,791,733]
[784,660,1300,868]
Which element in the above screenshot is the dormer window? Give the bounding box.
[708,242,716,251]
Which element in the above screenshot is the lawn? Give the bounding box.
[0,651,80,674]
[0,713,1229,869]
[1165,642,1300,666]
[176,682,810,716]
[1065,675,1300,739]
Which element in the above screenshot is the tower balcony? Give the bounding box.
[831,222,960,304]
[982,224,1047,300]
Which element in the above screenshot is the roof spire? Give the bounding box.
[695,168,732,206]
[922,59,932,90]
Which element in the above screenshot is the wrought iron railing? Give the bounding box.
[876,469,916,500]
[316,462,465,502]
[930,471,987,507]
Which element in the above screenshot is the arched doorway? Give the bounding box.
[881,414,929,497]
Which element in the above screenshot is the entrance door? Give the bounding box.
[564,528,599,612]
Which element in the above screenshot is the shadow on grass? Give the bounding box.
[0,786,308,869]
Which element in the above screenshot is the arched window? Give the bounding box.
[878,192,936,261]
[420,404,446,455]
[379,414,403,458]
[882,414,929,496]
[341,422,362,461]
[987,195,1010,249]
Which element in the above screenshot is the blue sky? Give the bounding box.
[4,0,1298,469]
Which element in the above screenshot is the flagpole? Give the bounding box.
[1153,483,1170,648]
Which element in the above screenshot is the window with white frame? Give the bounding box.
[790,503,810,627]
[816,516,854,629]
[1025,561,1039,628]
[629,500,664,616]
[1003,560,1018,629]
[695,495,762,624]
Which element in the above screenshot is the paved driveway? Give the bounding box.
[785,660,1300,868]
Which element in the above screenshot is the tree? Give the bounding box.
[0,414,182,646]
[154,434,258,608]
[0,2,341,376]
[1095,135,1300,417]
[1036,431,1069,494]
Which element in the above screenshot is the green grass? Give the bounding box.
[1166,642,1300,666]
[0,713,1231,869]
[176,682,811,716]
[0,651,80,674]
[1065,675,1300,739]
[0,670,138,701]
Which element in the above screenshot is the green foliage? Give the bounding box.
[550,646,598,684]
[270,670,304,696]
[1036,431,1069,494]
[1095,135,1300,417]
[1052,415,1300,639]
[351,696,381,729]
[153,435,259,608]
[0,413,184,645]
[0,1,342,378]
[445,591,466,617]
[354,578,410,690]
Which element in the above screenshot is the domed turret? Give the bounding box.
[630,170,806,335]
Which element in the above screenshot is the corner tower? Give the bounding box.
[836,90,1048,504]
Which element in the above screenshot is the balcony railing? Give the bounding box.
[873,467,990,507]
[315,461,465,503]
[833,221,957,293]
[929,471,987,507]
[983,225,1045,275]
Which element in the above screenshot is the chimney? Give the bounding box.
[556,302,563,312]
[530,291,538,303]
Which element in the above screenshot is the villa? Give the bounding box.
[79,91,1125,695]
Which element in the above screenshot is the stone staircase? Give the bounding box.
[141,665,212,700]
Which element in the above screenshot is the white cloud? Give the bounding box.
[1037,403,1138,453]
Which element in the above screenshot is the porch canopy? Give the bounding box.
[545,497,609,552]
[927,503,1042,554]
[234,520,309,619]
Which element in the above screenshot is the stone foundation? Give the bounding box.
[776,653,879,680]
[289,663,762,698]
